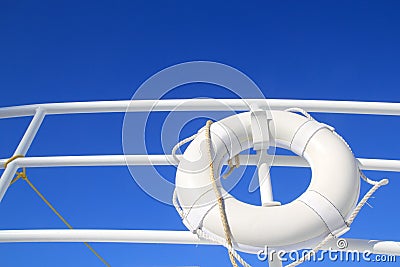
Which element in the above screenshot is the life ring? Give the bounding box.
[175,110,360,253]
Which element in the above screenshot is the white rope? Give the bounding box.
[286,176,388,267]
[282,107,389,267]
[358,167,384,186]
[346,177,389,225]
[172,133,199,164]
[285,234,335,267]
[172,189,184,219]
[196,229,252,267]
[172,128,203,218]
[173,191,251,266]
[285,108,315,120]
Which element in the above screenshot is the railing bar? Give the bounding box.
[1,155,400,172]
[0,108,46,202]
[0,229,398,257]
[1,99,400,119]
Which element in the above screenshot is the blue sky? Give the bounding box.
[0,1,400,266]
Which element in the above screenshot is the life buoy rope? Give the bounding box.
[205,119,239,267]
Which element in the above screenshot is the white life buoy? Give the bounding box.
[175,110,360,254]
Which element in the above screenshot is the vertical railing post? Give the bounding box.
[257,150,281,207]
[0,107,46,202]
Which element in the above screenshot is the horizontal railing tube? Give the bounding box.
[1,99,400,119]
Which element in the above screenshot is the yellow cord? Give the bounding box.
[4,154,24,169]
[222,155,240,179]
[205,120,239,267]
[4,158,111,267]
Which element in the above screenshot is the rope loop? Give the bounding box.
[223,154,240,179]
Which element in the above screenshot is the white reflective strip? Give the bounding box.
[251,110,272,150]
[182,192,232,232]
[183,203,217,232]
[298,191,349,236]
[290,120,329,156]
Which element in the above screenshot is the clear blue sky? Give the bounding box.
[0,1,399,266]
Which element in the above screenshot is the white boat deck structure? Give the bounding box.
[0,99,400,266]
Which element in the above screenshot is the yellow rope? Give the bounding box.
[4,154,24,169]
[4,158,111,267]
[222,155,240,179]
[205,120,238,267]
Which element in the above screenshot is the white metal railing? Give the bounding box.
[1,99,400,261]
[0,229,398,256]
[1,155,400,172]
[2,99,400,119]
